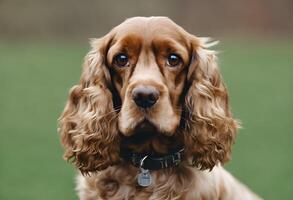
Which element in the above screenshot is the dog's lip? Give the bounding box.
[133,120,157,136]
[120,120,158,141]
[119,119,175,141]
[136,120,157,131]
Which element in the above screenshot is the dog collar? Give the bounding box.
[120,147,184,170]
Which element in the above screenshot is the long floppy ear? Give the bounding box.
[58,36,120,174]
[184,37,239,170]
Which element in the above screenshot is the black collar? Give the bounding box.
[120,147,184,170]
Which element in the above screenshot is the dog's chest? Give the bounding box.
[77,165,202,200]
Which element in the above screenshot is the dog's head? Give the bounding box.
[58,17,238,173]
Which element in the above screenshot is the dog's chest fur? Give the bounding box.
[76,164,225,200]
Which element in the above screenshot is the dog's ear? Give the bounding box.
[58,35,120,174]
[184,37,239,170]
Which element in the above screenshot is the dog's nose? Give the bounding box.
[132,86,159,108]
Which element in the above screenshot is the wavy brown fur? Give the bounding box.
[59,38,120,173]
[184,42,238,170]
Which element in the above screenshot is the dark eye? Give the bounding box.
[167,54,181,67]
[113,53,129,67]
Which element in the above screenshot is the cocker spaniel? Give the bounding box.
[58,16,261,200]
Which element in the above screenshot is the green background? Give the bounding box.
[0,40,292,199]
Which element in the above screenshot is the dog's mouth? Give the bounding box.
[122,120,159,143]
[120,120,181,154]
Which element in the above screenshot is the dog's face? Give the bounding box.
[59,17,238,173]
[109,18,189,137]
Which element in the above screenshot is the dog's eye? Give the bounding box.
[113,53,129,67]
[166,54,182,67]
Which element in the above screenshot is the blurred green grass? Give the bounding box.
[0,40,292,200]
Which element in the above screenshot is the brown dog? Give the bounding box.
[59,16,261,200]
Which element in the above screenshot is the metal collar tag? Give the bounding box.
[137,156,152,187]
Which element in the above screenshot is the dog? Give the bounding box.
[58,16,261,200]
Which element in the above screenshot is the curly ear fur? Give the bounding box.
[184,38,239,170]
[58,37,120,174]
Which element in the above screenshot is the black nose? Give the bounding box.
[132,86,159,108]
